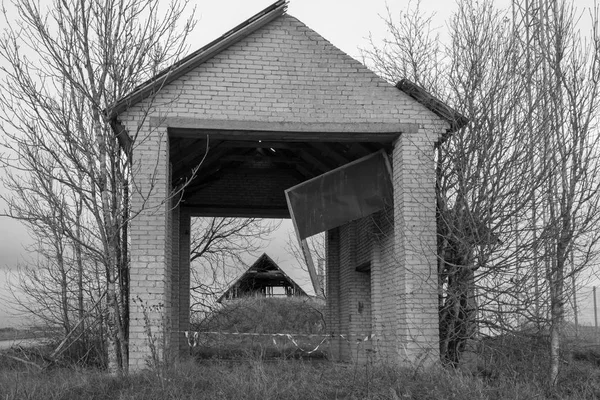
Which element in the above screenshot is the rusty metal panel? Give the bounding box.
[285,150,393,240]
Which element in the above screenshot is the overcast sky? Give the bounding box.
[0,0,597,328]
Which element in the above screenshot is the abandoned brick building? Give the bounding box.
[108,1,466,369]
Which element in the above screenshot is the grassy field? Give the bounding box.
[0,326,62,342]
[1,338,600,400]
[0,327,44,342]
[0,356,598,400]
[2,299,599,399]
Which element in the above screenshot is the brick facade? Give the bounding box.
[119,12,449,370]
[118,15,438,126]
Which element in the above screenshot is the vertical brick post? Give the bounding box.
[326,227,341,360]
[392,129,440,365]
[178,208,191,355]
[128,126,171,371]
[338,222,356,361]
[370,235,383,357]
[169,204,180,355]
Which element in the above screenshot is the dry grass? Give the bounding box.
[0,352,599,400]
[2,308,600,399]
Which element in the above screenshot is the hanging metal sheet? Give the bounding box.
[285,149,393,240]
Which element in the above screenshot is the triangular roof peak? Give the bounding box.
[107,0,289,120]
[108,0,466,133]
[217,253,308,303]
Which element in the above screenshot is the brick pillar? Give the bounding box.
[166,204,191,358]
[178,208,191,355]
[169,204,180,356]
[338,222,356,361]
[392,129,440,365]
[370,229,383,358]
[374,207,397,361]
[129,126,171,371]
[326,227,341,360]
[332,219,374,363]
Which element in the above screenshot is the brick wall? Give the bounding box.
[118,15,438,129]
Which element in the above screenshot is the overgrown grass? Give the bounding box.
[3,308,600,399]
[0,359,528,400]
[1,350,600,400]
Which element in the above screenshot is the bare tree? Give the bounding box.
[284,231,325,297]
[364,0,600,381]
[364,0,532,366]
[511,0,600,384]
[0,0,195,372]
[189,217,281,315]
[363,1,446,96]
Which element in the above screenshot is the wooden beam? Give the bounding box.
[220,155,258,163]
[349,142,377,158]
[297,149,335,174]
[262,149,314,180]
[170,138,221,169]
[172,142,214,172]
[172,147,228,183]
[309,142,351,165]
[216,141,301,149]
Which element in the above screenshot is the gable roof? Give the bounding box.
[217,253,308,303]
[107,0,467,139]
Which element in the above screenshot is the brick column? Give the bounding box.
[169,203,180,356]
[338,222,356,361]
[326,227,341,360]
[392,129,440,365]
[370,231,383,358]
[178,208,191,355]
[129,126,171,371]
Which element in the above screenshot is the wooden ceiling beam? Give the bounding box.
[309,142,351,165]
[296,149,334,174]
[173,147,227,181]
[171,139,220,171]
[216,141,301,149]
[351,142,375,156]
